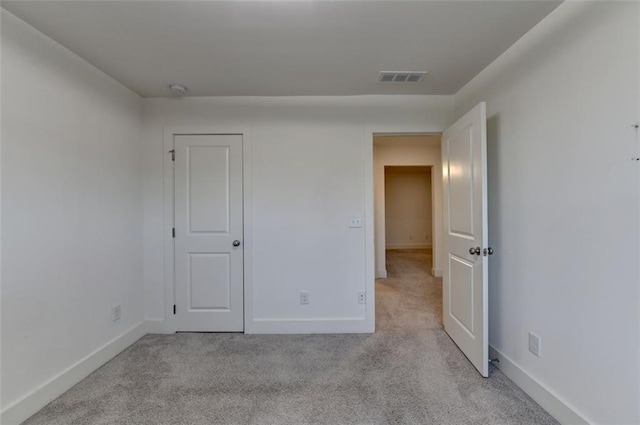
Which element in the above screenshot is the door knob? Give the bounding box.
[232,240,241,247]
[469,247,481,255]
[483,247,494,256]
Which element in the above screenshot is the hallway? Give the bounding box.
[376,249,442,332]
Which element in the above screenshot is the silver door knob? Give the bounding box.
[469,247,481,255]
[232,240,241,247]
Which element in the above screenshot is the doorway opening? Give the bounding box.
[384,165,433,252]
[372,134,443,330]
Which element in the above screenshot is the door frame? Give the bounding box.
[365,125,444,332]
[162,126,253,334]
[370,130,444,279]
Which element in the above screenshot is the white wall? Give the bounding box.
[1,10,144,421]
[373,136,442,278]
[454,2,639,424]
[384,167,432,249]
[142,96,454,332]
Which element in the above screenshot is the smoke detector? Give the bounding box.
[378,71,427,84]
[169,84,188,95]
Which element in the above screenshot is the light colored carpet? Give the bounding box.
[23,249,558,425]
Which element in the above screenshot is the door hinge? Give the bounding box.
[172,228,175,238]
[173,304,176,315]
[169,149,175,161]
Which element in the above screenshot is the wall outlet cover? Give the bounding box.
[349,216,363,228]
[112,304,121,322]
[300,292,310,305]
[529,332,541,357]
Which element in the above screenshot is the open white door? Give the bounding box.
[442,102,489,377]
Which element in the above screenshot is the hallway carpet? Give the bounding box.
[23,250,558,425]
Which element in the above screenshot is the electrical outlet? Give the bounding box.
[349,216,362,228]
[529,332,541,357]
[358,292,366,304]
[300,291,310,305]
[112,304,121,322]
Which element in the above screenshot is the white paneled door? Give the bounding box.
[174,134,244,332]
[442,102,489,377]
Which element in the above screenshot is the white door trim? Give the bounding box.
[365,124,446,332]
[163,126,253,334]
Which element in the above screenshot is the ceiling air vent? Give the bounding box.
[378,71,427,84]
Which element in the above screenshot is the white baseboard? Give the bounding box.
[247,318,373,334]
[1,321,147,425]
[489,346,590,425]
[376,269,388,279]
[431,268,442,277]
[146,318,373,335]
[386,243,432,250]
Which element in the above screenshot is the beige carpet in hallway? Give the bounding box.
[376,249,442,332]
[22,250,558,425]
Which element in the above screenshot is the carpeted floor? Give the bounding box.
[23,249,558,425]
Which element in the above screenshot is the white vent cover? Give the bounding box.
[378,71,427,84]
